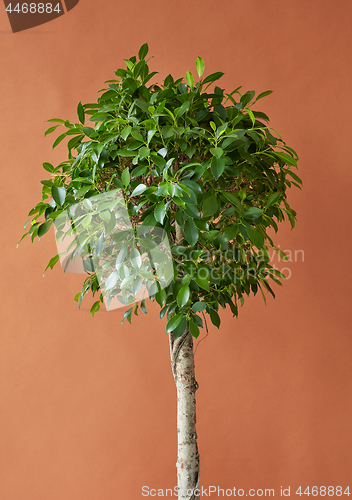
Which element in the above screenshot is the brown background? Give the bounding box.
[1,0,351,498]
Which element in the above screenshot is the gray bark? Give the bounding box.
[170,331,200,499]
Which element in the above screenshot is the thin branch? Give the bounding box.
[194,312,209,357]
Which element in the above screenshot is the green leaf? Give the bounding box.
[83,127,96,138]
[154,201,166,224]
[172,317,187,339]
[286,170,302,184]
[42,162,54,173]
[186,70,194,89]
[176,101,190,118]
[47,118,65,123]
[155,288,167,307]
[30,225,39,241]
[282,145,299,158]
[171,245,187,256]
[196,56,205,78]
[178,83,188,94]
[275,151,297,168]
[166,313,183,333]
[210,157,225,180]
[266,192,281,208]
[184,205,199,219]
[131,184,147,196]
[38,220,52,239]
[273,247,289,261]
[77,101,85,124]
[122,168,130,187]
[105,270,119,291]
[194,275,210,292]
[67,135,84,152]
[52,132,67,149]
[209,308,220,328]
[175,182,191,196]
[16,232,29,248]
[51,186,66,207]
[244,207,263,219]
[246,225,265,248]
[194,109,209,122]
[131,165,148,178]
[122,307,133,324]
[192,301,207,312]
[222,192,243,213]
[247,108,255,127]
[184,218,199,247]
[41,180,53,187]
[90,301,100,317]
[240,90,255,107]
[139,146,150,159]
[122,77,138,94]
[89,112,111,122]
[270,269,287,279]
[74,185,91,198]
[140,298,147,313]
[189,320,200,339]
[202,230,218,242]
[121,125,131,140]
[210,147,224,159]
[223,225,239,242]
[161,125,174,138]
[177,285,190,308]
[130,246,142,269]
[95,234,104,260]
[44,125,60,136]
[261,279,276,299]
[192,312,204,328]
[83,198,93,210]
[151,154,166,172]
[202,194,218,217]
[157,147,167,158]
[181,179,203,194]
[255,90,273,102]
[202,72,224,84]
[216,123,228,138]
[138,42,149,60]
[131,129,144,142]
[82,214,92,229]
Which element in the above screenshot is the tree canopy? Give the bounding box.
[20,42,301,339]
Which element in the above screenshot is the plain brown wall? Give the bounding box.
[1,1,351,499]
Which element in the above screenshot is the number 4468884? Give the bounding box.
[296,486,350,496]
[6,3,61,14]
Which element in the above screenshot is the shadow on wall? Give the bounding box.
[3,0,79,33]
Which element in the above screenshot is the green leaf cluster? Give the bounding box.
[19,43,300,338]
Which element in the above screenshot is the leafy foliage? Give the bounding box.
[20,43,300,338]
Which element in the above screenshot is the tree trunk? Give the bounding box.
[169,330,200,499]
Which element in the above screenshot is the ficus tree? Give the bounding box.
[19,43,300,499]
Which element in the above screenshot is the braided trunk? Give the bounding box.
[170,331,200,499]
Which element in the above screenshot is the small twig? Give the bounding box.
[194,312,209,357]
